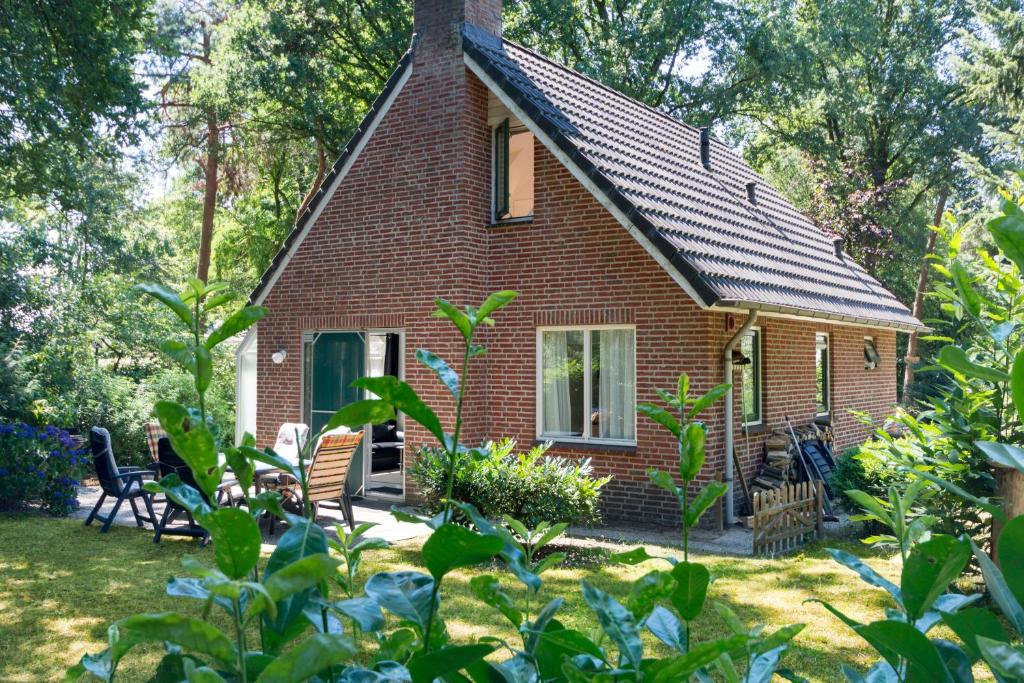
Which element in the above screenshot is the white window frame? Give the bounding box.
[740,326,763,427]
[535,325,637,445]
[815,331,830,417]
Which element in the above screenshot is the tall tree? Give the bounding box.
[0,0,150,207]
[504,0,753,124]
[149,0,232,283]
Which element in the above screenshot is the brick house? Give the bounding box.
[236,0,922,525]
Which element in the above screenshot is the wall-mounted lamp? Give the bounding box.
[271,349,288,364]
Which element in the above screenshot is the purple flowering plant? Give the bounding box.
[0,422,87,516]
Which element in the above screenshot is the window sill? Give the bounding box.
[488,216,534,228]
[738,423,768,436]
[535,439,637,453]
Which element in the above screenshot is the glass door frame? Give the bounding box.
[299,327,405,501]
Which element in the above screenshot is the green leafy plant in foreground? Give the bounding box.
[69,282,814,681]
[819,190,1024,682]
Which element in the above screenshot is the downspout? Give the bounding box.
[722,310,758,525]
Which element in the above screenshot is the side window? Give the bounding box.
[493,119,534,220]
[740,329,762,426]
[816,332,830,415]
[864,337,880,370]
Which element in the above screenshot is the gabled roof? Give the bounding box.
[462,25,923,331]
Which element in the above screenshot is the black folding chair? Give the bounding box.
[153,437,211,545]
[84,427,158,533]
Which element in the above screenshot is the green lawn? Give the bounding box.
[0,514,907,682]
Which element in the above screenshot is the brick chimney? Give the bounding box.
[413,0,501,56]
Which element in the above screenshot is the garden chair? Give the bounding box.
[153,437,211,545]
[143,422,166,463]
[84,427,158,533]
[273,422,309,464]
[265,430,362,533]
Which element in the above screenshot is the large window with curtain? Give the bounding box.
[537,327,636,443]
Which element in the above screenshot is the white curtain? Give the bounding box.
[598,329,635,440]
[542,332,573,435]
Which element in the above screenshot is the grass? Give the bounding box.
[0,513,909,682]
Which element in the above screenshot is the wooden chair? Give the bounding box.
[268,431,362,532]
[84,427,158,533]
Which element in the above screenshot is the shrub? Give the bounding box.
[0,422,88,515]
[410,438,611,527]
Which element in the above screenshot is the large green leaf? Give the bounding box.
[901,536,970,620]
[942,608,1010,662]
[415,349,460,399]
[626,570,675,619]
[195,345,213,394]
[470,575,522,626]
[262,519,330,653]
[154,401,222,500]
[408,644,496,683]
[433,298,473,340]
[455,502,541,592]
[950,262,982,317]
[644,635,749,682]
[827,548,901,603]
[679,422,707,481]
[976,440,1024,477]
[648,468,679,497]
[422,523,503,580]
[988,199,1024,274]
[363,571,437,631]
[637,403,681,439]
[1013,349,1024,423]
[685,482,728,528]
[114,613,236,667]
[978,637,1024,680]
[687,384,731,419]
[971,537,1024,634]
[852,620,952,682]
[670,561,710,620]
[264,554,342,602]
[334,597,385,632]
[937,346,1011,384]
[322,400,395,433]
[475,290,518,321]
[844,490,894,528]
[134,283,195,328]
[143,474,212,519]
[160,340,197,375]
[609,546,663,565]
[204,507,262,579]
[581,581,643,668]
[205,306,267,350]
[254,633,356,682]
[352,376,446,445]
[997,515,1024,609]
[646,605,687,653]
[535,622,606,679]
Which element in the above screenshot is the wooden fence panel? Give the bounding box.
[752,480,824,556]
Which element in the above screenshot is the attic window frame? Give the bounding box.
[492,119,534,222]
[864,337,881,370]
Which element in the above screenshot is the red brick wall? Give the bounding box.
[254,28,901,525]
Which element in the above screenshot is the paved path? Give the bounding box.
[72,485,430,545]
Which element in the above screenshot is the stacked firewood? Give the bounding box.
[750,434,794,493]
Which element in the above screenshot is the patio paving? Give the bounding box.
[72,484,430,545]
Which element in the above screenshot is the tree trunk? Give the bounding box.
[195,106,219,283]
[295,139,327,221]
[902,189,949,401]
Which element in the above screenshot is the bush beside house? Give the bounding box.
[410,438,611,527]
